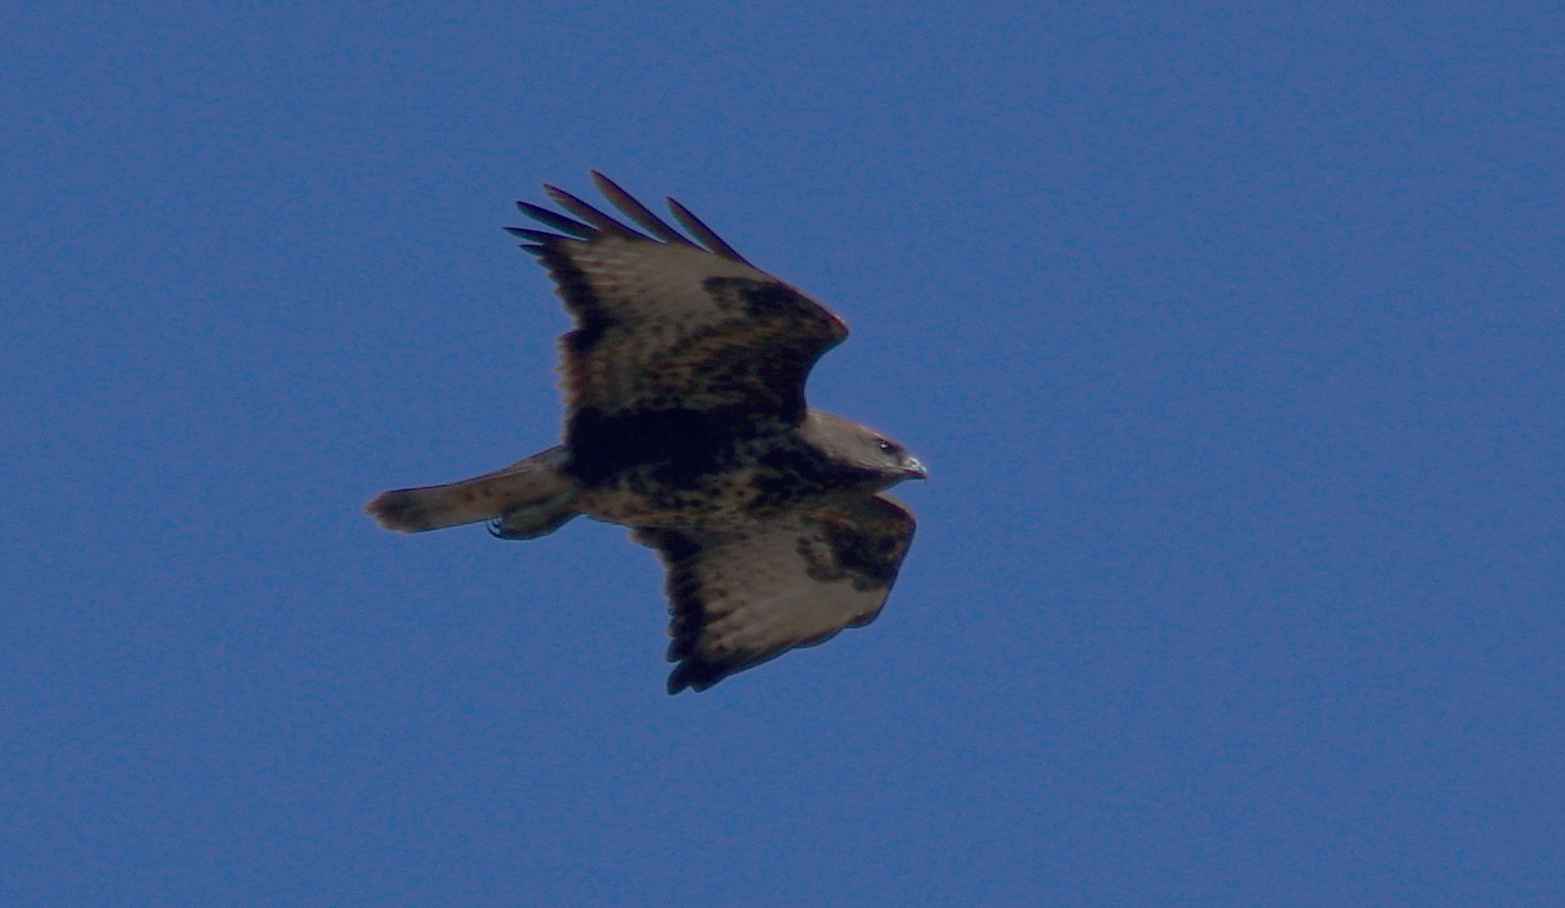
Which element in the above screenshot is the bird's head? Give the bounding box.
[804,410,928,491]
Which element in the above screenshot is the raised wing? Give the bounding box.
[508,173,849,454]
[634,494,917,694]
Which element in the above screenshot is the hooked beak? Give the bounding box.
[902,456,928,480]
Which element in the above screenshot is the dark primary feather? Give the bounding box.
[502,227,558,245]
[513,201,595,239]
[543,184,645,239]
[666,196,753,266]
[589,171,698,248]
[509,174,752,264]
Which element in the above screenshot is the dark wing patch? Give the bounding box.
[633,494,917,694]
[509,173,849,446]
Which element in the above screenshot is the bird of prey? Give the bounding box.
[367,172,926,693]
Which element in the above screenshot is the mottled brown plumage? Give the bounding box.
[367,172,925,693]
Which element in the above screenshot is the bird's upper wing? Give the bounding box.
[633,494,917,694]
[508,173,849,451]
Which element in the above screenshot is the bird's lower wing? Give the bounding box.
[633,494,916,694]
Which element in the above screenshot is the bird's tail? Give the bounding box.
[366,446,578,539]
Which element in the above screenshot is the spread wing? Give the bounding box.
[633,494,917,694]
[507,172,850,453]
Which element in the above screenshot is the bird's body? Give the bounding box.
[570,409,906,525]
[368,173,925,693]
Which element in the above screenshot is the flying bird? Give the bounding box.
[367,172,926,693]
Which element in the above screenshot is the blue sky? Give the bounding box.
[5,3,1561,905]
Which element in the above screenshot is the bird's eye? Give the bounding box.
[875,438,895,453]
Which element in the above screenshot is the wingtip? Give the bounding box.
[665,660,725,695]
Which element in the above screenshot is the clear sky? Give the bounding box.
[5,3,1561,905]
